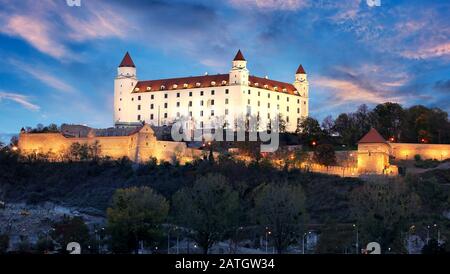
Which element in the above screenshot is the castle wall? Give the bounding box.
[18,130,201,164]
[357,143,391,175]
[390,143,450,161]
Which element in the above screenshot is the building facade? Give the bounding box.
[114,50,309,132]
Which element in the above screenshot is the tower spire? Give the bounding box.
[233,49,246,61]
[296,64,306,74]
[119,52,135,68]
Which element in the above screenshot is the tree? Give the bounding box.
[371,102,405,140]
[172,174,239,254]
[350,180,421,253]
[0,234,9,254]
[422,239,447,254]
[316,220,353,254]
[313,144,336,166]
[51,216,90,253]
[107,186,169,254]
[253,182,307,253]
[321,115,335,137]
[296,117,323,145]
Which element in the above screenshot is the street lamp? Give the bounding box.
[353,224,359,254]
[265,227,271,254]
[433,224,440,246]
[426,225,431,244]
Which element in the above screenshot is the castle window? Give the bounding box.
[164,93,168,99]
[257,101,260,107]
[151,95,154,99]
[286,116,289,123]
[200,121,204,128]
[287,97,289,102]
[211,99,215,106]
[189,91,192,97]
[135,88,140,92]
[304,101,306,105]
[164,113,168,118]
[137,115,141,121]
[177,112,180,118]
[137,105,141,110]
[211,110,215,116]
[183,83,188,88]
[177,102,180,107]
[160,85,165,90]
[225,98,229,104]
[150,104,154,109]
[248,90,251,95]
[131,98,134,101]
[150,114,154,120]
[297,108,300,113]
[258,91,260,96]
[138,96,141,100]
[297,99,300,104]
[173,84,178,89]
[200,91,204,96]
[189,111,192,117]
[287,106,289,112]
[225,89,229,94]
[255,83,259,87]
[211,90,215,95]
[283,88,287,92]
[211,81,216,86]
[189,101,192,107]
[277,95,280,100]
[274,86,278,91]
[297,118,301,125]
[222,80,227,85]
[225,109,229,115]
[120,98,122,101]
[268,103,270,108]
[264,84,269,89]
[119,108,121,111]
[248,99,250,105]
[200,111,204,117]
[268,93,270,98]
[268,113,270,119]
[277,105,280,110]
[164,103,168,108]
[196,82,201,87]
[147,86,151,91]
[200,100,204,106]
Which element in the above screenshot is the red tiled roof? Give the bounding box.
[119,52,135,68]
[233,50,246,61]
[358,128,387,143]
[132,74,298,95]
[296,64,306,74]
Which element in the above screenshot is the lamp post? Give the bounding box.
[302,232,311,254]
[353,224,359,254]
[426,225,431,244]
[434,224,440,246]
[265,227,271,254]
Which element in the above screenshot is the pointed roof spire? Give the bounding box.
[233,49,246,61]
[119,52,135,68]
[296,64,306,74]
[358,128,387,144]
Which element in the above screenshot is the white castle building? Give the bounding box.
[114,50,309,132]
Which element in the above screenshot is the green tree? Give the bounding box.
[350,180,421,253]
[253,182,307,253]
[172,174,239,254]
[371,102,405,140]
[107,186,169,254]
[313,144,336,166]
[296,117,323,145]
[316,220,353,254]
[0,234,9,254]
[51,216,90,253]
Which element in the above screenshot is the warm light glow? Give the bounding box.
[12,146,18,151]
[312,141,317,146]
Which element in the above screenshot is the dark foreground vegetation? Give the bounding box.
[1,143,450,254]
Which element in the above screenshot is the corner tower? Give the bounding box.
[229,50,249,86]
[114,52,139,127]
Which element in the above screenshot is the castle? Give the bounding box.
[114,50,309,132]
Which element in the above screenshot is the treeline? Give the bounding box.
[296,103,450,148]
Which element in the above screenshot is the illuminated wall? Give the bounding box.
[18,124,203,163]
[390,143,450,161]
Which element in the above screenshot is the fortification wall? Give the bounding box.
[390,143,450,161]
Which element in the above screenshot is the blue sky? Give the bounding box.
[0,0,449,138]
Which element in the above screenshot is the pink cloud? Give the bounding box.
[0,91,40,111]
[228,0,309,11]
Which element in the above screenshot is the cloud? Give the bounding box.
[0,91,40,111]
[401,42,450,60]
[10,59,74,93]
[228,0,309,11]
[1,14,69,58]
[0,0,128,60]
[434,80,450,92]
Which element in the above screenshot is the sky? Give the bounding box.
[0,0,449,139]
